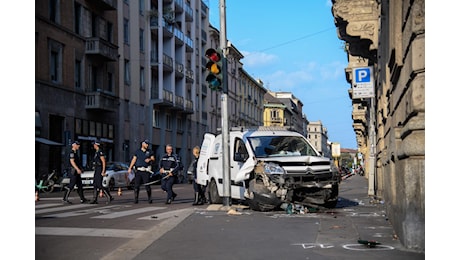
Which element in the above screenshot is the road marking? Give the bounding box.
[35,227,145,238]
[92,207,166,219]
[35,203,63,209]
[40,205,118,218]
[100,208,195,260]
[35,204,99,214]
[138,208,192,220]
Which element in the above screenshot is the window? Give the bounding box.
[107,22,114,43]
[123,18,130,44]
[153,109,160,128]
[139,28,144,52]
[124,59,131,85]
[139,0,144,14]
[74,2,82,34]
[177,117,183,131]
[75,60,82,88]
[140,66,145,89]
[49,0,60,23]
[108,72,114,92]
[166,114,172,130]
[49,40,62,83]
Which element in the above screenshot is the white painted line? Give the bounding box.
[41,205,119,218]
[92,207,166,219]
[35,203,63,209]
[35,204,99,214]
[35,227,145,238]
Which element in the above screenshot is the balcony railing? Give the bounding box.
[85,91,117,111]
[85,37,118,61]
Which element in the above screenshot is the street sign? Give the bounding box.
[352,66,374,99]
[331,142,341,158]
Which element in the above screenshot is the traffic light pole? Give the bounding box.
[219,0,231,208]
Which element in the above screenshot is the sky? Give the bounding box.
[208,0,356,149]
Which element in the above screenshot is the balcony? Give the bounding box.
[185,68,194,83]
[184,99,194,114]
[85,91,117,112]
[175,61,184,78]
[93,0,117,10]
[85,37,118,61]
[153,89,174,106]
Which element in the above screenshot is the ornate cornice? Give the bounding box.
[332,0,380,61]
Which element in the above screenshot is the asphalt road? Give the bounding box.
[35,176,425,260]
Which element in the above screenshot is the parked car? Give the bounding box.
[77,162,134,190]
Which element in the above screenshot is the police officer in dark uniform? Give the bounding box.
[128,140,155,204]
[89,140,114,204]
[159,144,180,204]
[63,141,88,204]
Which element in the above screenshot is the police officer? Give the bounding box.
[159,144,180,204]
[63,141,88,204]
[89,140,114,204]
[128,140,155,204]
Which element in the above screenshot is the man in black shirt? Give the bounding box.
[159,144,180,204]
[89,140,114,204]
[63,141,88,204]
[128,140,155,204]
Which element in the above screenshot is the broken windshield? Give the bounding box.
[247,136,318,157]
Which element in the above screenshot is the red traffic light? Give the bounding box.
[205,48,221,62]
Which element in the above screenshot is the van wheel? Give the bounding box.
[209,179,222,204]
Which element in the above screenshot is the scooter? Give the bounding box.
[35,170,57,193]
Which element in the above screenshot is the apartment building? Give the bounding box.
[307,120,330,157]
[331,0,425,251]
[205,25,266,132]
[35,0,119,176]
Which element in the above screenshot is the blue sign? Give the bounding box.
[354,67,371,83]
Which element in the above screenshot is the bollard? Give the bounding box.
[118,187,122,196]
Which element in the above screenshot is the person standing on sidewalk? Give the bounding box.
[62,141,88,204]
[191,146,206,205]
[159,144,180,204]
[89,140,114,204]
[128,140,155,204]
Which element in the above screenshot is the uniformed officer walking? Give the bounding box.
[159,144,180,204]
[62,141,88,204]
[89,140,114,204]
[128,140,155,204]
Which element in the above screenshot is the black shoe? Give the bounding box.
[166,199,172,204]
[80,198,88,204]
[90,200,98,204]
[172,193,177,201]
[109,197,114,202]
[63,199,72,205]
[134,200,138,204]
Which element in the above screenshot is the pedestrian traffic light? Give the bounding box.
[205,48,223,91]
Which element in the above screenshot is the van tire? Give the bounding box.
[208,179,223,204]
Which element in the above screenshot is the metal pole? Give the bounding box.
[219,0,231,208]
[368,97,376,196]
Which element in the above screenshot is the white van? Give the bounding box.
[196,127,340,211]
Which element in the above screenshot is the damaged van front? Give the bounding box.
[196,127,341,212]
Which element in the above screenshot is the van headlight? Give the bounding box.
[263,162,286,175]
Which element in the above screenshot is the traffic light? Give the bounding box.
[205,48,223,91]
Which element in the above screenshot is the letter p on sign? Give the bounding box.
[355,67,371,83]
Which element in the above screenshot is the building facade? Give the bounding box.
[35,0,119,177]
[331,0,425,252]
[307,120,330,157]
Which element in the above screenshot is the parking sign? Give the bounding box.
[352,66,374,99]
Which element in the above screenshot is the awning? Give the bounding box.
[35,137,63,146]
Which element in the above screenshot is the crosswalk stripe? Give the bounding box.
[92,207,166,219]
[41,205,118,218]
[35,203,63,209]
[35,227,145,238]
[35,204,98,214]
